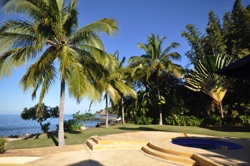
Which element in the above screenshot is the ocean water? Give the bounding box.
[0,114,102,137]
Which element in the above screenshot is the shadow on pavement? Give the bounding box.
[70,159,103,166]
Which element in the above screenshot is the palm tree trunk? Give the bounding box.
[105,93,109,128]
[157,77,163,125]
[58,79,65,146]
[219,101,225,126]
[121,96,125,124]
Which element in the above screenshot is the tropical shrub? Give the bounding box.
[0,138,6,153]
[204,114,222,126]
[165,115,202,126]
[124,90,153,122]
[64,111,95,131]
[136,116,153,125]
[64,119,81,131]
[239,116,250,126]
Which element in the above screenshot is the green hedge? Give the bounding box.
[165,115,202,126]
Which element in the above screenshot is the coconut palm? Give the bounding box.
[129,34,182,125]
[102,52,137,128]
[185,54,235,119]
[0,0,118,146]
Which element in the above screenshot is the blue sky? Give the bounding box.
[0,0,249,114]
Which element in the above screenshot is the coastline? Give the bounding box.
[0,114,118,138]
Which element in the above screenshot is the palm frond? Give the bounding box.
[106,84,120,105]
[161,52,181,61]
[67,62,86,96]
[129,56,151,67]
[113,80,137,99]
[0,20,40,50]
[63,0,78,36]
[19,46,57,92]
[0,45,42,78]
[82,18,118,36]
[57,45,78,79]
[1,0,48,21]
[70,30,104,49]
[161,42,180,56]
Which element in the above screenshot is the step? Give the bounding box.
[147,142,193,158]
[96,140,148,145]
[91,136,102,144]
[141,145,196,166]
[86,139,97,150]
[86,138,147,151]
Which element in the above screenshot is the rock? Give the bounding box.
[95,123,101,127]
[80,126,87,130]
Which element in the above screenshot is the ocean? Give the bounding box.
[0,114,102,137]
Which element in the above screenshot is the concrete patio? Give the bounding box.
[0,131,249,166]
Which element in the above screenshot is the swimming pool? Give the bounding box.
[171,138,243,150]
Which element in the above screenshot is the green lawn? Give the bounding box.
[5,124,250,150]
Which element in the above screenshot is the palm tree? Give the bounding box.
[0,0,118,146]
[102,52,137,128]
[185,54,235,119]
[129,34,182,125]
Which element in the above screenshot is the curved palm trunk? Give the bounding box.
[157,77,163,125]
[105,93,109,128]
[38,119,44,132]
[121,96,125,124]
[219,101,224,118]
[58,79,65,146]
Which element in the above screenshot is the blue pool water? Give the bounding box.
[171,138,243,150]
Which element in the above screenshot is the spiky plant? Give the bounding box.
[185,54,235,118]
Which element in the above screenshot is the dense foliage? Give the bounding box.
[123,1,250,127]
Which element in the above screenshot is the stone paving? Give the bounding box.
[0,131,250,166]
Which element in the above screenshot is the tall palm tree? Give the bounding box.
[185,54,235,119]
[129,34,182,125]
[102,53,137,128]
[0,0,118,146]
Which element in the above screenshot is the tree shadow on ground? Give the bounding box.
[47,132,58,146]
[24,133,41,140]
[118,126,166,132]
[70,159,103,166]
[66,130,82,134]
[23,131,59,146]
[200,126,250,132]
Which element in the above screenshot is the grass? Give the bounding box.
[5,124,250,150]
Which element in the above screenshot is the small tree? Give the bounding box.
[21,104,59,133]
[129,34,182,125]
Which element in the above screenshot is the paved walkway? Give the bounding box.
[0,131,250,166]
